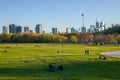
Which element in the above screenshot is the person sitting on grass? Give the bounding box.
[58,64,64,70]
[103,56,107,60]
[98,55,107,60]
[48,64,55,71]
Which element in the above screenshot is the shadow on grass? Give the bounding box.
[0,61,120,80]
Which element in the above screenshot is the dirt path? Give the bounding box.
[101,51,120,58]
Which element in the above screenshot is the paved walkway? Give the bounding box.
[101,51,120,58]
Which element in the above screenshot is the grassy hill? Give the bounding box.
[0,44,120,80]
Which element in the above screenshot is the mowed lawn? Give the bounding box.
[0,44,120,80]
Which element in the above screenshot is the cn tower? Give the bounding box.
[81,14,86,32]
[81,14,84,27]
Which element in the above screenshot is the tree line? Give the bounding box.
[0,26,120,44]
[96,25,120,35]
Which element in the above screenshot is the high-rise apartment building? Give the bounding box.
[96,19,99,29]
[66,27,71,33]
[100,22,105,31]
[3,26,9,34]
[52,28,57,34]
[96,21,99,29]
[24,27,29,34]
[77,28,80,33]
[16,26,23,34]
[9,24,17,33]
[81,26,86,32]
[71,27,77,33]
[88,25,95,33]
[35,24,43,34]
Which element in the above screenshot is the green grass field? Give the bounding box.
[0,44,120,80]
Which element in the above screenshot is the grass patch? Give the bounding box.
[0,44,120,80]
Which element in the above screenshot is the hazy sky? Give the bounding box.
[0,0,120,33]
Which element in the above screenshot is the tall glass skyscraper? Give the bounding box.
[24,27,29,34]
[3,26,9,34]
[16,26,23,34]
[9,24,17,33]
[52,28,57,34]
[35,24,43,34]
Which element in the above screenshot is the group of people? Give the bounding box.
[49,49,108,72]
[85,50,89,55]
[48,64,64,72]
[84,50,107,60]
[99,55,107,60]
[34,45,41,48]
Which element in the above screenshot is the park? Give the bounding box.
[0,43,120,80]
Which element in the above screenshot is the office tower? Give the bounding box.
[96,21,99,28]
[100,22,105,31]
[24,26,29,34]
[88,25,95,33]
[3,26,9,34]
[81,26,86,32]
[35,24,43,34]
[77,28,80,33]
[9,24,17,33]
[52,28,57,34]
[66,27,71,33]
[100,22,103,28]
[104,24,106,30]
[95,19,100,32]
[16,26,23,34]
[96,19,99,29]
[71,27,77,33]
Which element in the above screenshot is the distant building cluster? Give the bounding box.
[111,24,120,27]
[2,22,106,34]
[2,13,120,34]
[87,20,106,33]
[3,21,118,35]
[66,20,107,33]
[2,24,43,34]
[66,27,77,33]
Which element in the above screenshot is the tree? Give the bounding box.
[110,38,117,44]
[115,35,120,44]
[94,34,105,45]
[104,35,116,44]
[98,25,120,35]
[0,34,12,42]
[77,33,94,43]
[70,36,78,43]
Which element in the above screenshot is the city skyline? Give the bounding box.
[1,21,107,34]
[0,0,120,33]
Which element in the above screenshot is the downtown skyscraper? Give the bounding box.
[3,26,9,34]
[35,24,43,34]
[9,24,17,33]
